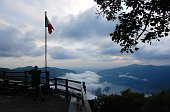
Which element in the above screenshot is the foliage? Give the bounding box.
[145,90,170,112]
[90,89,170,112]
[94,0,170,53]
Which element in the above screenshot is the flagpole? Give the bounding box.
[45,11,47,72]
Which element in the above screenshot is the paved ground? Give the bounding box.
[0,93,69,112]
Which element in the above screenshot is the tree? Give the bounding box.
[90,89,170,112]
[94,0,170,53]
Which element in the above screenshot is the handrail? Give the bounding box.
[50,77,84,99]
[53,77,92,112]
[1,71,92,112]
[0,71,49,86]
[0,71,85,95]
[81,84,92,112]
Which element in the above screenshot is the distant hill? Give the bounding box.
[40,67,77,78]
[0,68,11,72]
[0,66,76,78]
[97,64,170,93]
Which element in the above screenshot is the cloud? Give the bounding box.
[61,71,102,86]
[0,0,42,31]
[98,41,124,56]
[61,7,117,41]
[0,0,170,69]
[60,71,107,99]
[119,74,148,81]
[60,71,128,99]
[49,46,78,60]
[134,48,170,61]
[0,26,43,57]
[96,36,170,66]
[131,39,170,65]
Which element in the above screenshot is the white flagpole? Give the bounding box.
[45,11,47,72]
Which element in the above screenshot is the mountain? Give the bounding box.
[0,66,76,78]
[0,68,11,72]
[40,67,77,78]
[97,64,170,93]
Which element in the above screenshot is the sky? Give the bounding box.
[0,0,170,70]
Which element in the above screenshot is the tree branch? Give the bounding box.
[136,5,153,40]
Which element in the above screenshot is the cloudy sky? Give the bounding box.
[0,0,170,70]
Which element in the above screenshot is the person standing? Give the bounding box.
[29,66,45,101]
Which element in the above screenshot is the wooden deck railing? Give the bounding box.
[50,77,92,112]
[0,71,49,87]
[0,71,92,112]
[49,77,86,99]
[81,84,92,112]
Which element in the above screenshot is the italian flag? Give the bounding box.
[45,16,54,34]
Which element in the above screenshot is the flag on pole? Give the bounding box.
[45,16,54,34]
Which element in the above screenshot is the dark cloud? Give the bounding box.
[133,48,170,61]
[0,26,43,57]
[92,40,126,58]
[98,38,170,62]
[49,46,78,60]
[99,43,122,56]
[62,7,117,40]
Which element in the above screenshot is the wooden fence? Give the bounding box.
[49,77,92,112]
[0,70,92,112]
[0,71,49,88]
[49,77,86,99]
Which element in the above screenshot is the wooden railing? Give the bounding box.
[0,71,92,112]
[50,77,92,112]
[49,77,86,99]
[0,71,49,87]
[81,84,92,112]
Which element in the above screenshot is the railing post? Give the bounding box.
[2,71,7,80]
[54,78,57,91]
[24,71,28,87]
[46,71,50,89]
[65,79,68,99]
[83,82,86,94]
